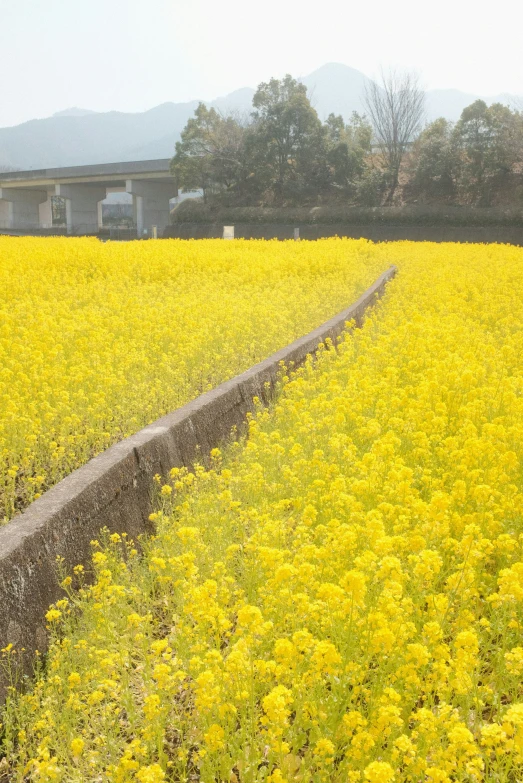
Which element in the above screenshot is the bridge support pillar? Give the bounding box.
[55,184,107,235]
[126,180,177,237]
[0,188,49,230]
[39,197,54,229]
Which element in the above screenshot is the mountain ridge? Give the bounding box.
[1,63,520,170]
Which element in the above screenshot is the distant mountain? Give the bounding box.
[0,101,202,170]
[302,64,520,123]
[52,107,97,118]
[212,87,255,116]
[0,63,520,170]
[424,88,520,122]
[300,63,370,119]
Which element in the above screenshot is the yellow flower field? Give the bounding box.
[3,239,523,782]
[0,236,385,523]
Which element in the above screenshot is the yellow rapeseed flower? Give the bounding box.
[5,239,523,782]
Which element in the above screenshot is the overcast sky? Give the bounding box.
[1,0,522,127]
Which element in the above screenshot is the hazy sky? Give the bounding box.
[1,0,522,127]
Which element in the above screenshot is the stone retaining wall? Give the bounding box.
[0,266,396,700]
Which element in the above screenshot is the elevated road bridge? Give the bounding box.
[0,159,177,237]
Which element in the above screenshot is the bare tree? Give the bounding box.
[506,94,523,114]
[364,68,425,204]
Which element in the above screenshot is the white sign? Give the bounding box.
[223,225,235,239]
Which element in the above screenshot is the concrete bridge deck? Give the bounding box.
[0,159,177,237]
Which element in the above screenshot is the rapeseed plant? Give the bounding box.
[0,236,384,523]
[2,239,523,782]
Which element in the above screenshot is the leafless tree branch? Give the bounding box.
[364,67,425,203]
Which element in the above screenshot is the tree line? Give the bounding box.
[170,71,523,209]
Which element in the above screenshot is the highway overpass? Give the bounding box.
[0,159,177,237]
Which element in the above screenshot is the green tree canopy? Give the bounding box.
[453,100,523,204]
[408,118,458,201]
[170,77,523,210]
[170,103,249,200]
[249,75,326,201]
[325,112,372,194]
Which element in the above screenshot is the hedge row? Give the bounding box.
[171,200,523,227]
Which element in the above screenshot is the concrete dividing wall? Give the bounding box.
[0,266,396,700]
[55,184,107,235]
[0,188,49,230]
[164,223,523,245]
[127,180,177,237]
